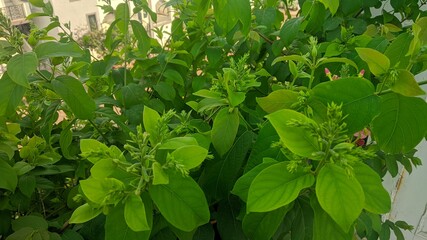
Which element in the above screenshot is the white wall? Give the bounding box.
[50,0,100,37]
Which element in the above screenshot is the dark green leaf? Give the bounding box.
[18,175,36,198]
[311,197,353,240]
[153,81,176,101]
[372,93,427,153]
[0,73,26,117]
[7,52,38,88]
[35,41,84,59]
[242,205,291,240]
[0,160,17,192]
[311,77,380,134]
[199,131,255,201]
[280,17,303,46]
[105,203,150,240]
[12,215,48,231]
[52,76,96,120]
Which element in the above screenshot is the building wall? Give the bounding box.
[50,0,100,37]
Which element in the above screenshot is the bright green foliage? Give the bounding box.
[316,164,364,232]
[267,109,320,158]
[247,162,314,212]
[7,53,38,88]
[124,195,150,232]
[149,171,210,232]
[69,204,102,224]
[356,48,390,76]
[353,163,391,214]
[211,107,240,156]
[1,0,425,239]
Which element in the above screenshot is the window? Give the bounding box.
[87,14,98,31]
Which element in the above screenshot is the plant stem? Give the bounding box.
[36,70,50,82]
[88,119,111,145]
[308,67,316,89]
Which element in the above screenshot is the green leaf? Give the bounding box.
[389,70,425,97]
[7,52,38,88]
[0,73,26,117]
[242,204,291,240]
[266,109,320,158]
[143,105,160,142]
[80,178,125,205]
[18,175,36,197]
[372,93,427,153]
[317,57,358,71]
[29,0,45,7]
[12,215,48,231]
[211,108,240,156]
[353,163,391,214]
[384,33,412,68]
[316,164,364,232]
[5,228,34,240]
[245,122,285,172]
[91,159,116,179]
[80,139,109,163]
[115,3,130,34]
[149,171,210,232]
[311,197,353,240]
[232,158,278,202]
[318,0,339,15]
[130,20,150,56]
[35,41,84,59]
[163,69,184,86]
[159,137,199,150]
[0,160,17,192]
[199,131,255,201]
[152,162,169,185]
[106,202,151,240]
[69,203,102,224]
[171,145,208,170]
[213,0,251,34]
[153,81,176,101]
[311,77,380,134]
[247,162,315,212]
[272,55,308,66]
[52,76,96,120]
[280,17,303,46]
[356,48,390,76]
[256,89,299,113]
[125,195,150,232]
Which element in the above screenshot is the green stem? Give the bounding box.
[308,67,316,89]
[36,70,50,82]
[313,140,332,176]
[88,119,111,145]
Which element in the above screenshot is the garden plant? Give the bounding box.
[1,0,427,239]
